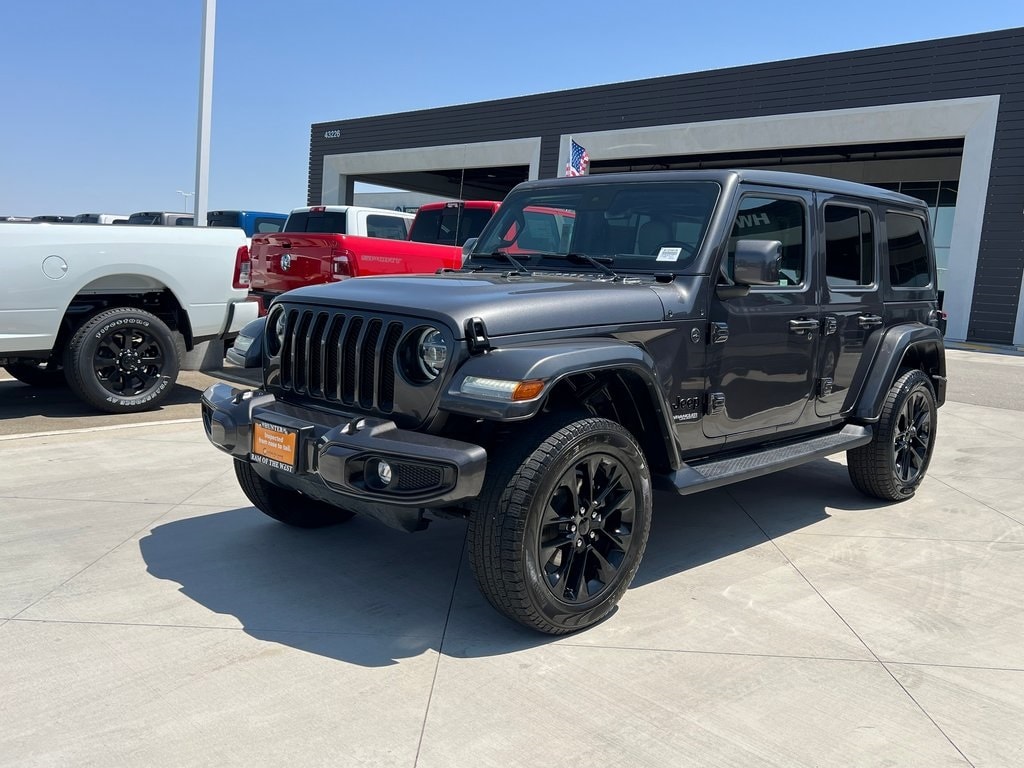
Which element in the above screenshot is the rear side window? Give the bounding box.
[886,213,931,288]
[366,214,409,240]
[727,196,807,286]
[825,205,874,287]
[254,217,284,233]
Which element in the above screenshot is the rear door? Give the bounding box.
[815,196,884,417]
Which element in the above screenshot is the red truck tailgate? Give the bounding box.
[251,232,337,295]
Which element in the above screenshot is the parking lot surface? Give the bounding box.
[1,349,1022,767]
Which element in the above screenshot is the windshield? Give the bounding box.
[471,180,720,273]
[410,206,495,246]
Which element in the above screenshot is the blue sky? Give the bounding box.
[1,1,1022,217]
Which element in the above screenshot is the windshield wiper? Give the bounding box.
[566,253,620,280]
[471,250,532,275]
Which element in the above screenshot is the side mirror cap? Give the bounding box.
[733,239,781,286]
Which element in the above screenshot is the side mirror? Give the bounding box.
[461,237,478,265]
[733,239,781,286]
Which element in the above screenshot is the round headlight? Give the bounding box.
[267,309,287,356]
[417,327,448,379]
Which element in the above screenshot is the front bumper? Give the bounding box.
[201,383,487,530]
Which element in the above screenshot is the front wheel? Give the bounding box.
[63,307,181,413]
[848,369,937,501]
[234,460,355,528]
[468,417,652,634]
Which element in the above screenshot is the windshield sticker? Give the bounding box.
[656,247,682,262]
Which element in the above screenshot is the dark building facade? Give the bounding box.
[309,28,1024,345]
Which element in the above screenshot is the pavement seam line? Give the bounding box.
[930,476,1024,528]
[8,505,183,622]
[939,408,1024,443]
[0,417,201,441]
[413,526,467,768]
[727,488,978,768]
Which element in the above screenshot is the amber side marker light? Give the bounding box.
[460,376,546,401]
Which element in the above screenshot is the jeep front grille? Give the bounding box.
[279,308,405,412]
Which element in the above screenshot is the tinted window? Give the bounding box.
[284,212,347,233]
[412,207,497,246]
[174,217,194,226]
[727,196,807,286]
[825,205,874,287]
[366,214,409,240]
[74,214,99,223]
[127,213,160,225]
[886,213,931,288]
[207,212,239,228]
[254,217,284,233]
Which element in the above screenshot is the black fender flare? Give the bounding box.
[852,323,946,422]
[440,338,681,466]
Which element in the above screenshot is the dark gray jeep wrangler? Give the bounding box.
[202,170,946,634]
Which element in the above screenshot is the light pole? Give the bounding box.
[177,190,194,213]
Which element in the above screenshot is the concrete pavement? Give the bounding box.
[1,351,1023,766]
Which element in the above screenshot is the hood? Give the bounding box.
[281,272,676,338]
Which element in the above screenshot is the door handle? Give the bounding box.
[789,318,820,333]
[858,314,883,329]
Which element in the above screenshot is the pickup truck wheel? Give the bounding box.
[3,360,65,387]
[234,460,355,528]
[468,417,652,634]
[848,369,937,501]
[64,307,180,413]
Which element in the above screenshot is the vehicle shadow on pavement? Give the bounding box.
[139,459,885,667]
[0,379,207,424]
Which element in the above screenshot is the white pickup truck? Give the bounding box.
[0,222,258,412]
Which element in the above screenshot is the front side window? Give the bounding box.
[886,212,931,288]
[727,196,807,286]
[825,204,875,287]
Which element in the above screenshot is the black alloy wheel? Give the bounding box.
[848,369,937,501]
[468,417,652,634]
[893,388,933,486]
[537,453,638,605]
[64,307,181,413]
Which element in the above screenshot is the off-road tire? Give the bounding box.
[234,460,355,528]
[4,360,66,387]
[848,369,937,501]
[468,417,652,635]
[63,307,181,413]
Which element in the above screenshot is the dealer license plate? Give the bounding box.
[251,421,298,472]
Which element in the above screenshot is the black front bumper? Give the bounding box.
[201,382,487,531]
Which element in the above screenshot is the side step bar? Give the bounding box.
[658,424,873,496]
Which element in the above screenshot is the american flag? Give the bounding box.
[565,139,590,176]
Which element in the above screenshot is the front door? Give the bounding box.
[703,191,818,438]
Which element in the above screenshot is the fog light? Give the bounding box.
[371,458,393,488]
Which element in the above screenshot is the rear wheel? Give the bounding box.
[848,369,937,501]
[468,417,652,634]
[4,360,65,387]
[234,460,355,528]
[63,307,181,413]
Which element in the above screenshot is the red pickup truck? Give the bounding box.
[248,205,463,312]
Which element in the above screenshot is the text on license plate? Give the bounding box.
[251,421,297,472]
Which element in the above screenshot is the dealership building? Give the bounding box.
[308,27,1023,346]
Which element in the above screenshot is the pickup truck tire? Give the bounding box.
[467,417,652,634]
[848,369,937,501]
[4,360,66,387]
[234,460,355,528]
[63,307,181,413]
